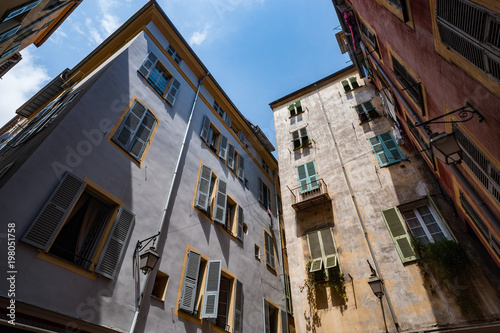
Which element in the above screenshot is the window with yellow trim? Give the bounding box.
[377,0,412,26]
[390,52,426,115]
[358,18,380,58]
[264,230,276,271]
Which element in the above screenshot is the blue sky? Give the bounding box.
[0,0,349,149]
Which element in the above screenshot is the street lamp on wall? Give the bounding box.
[367,261,388,333]
[134,232,161,275]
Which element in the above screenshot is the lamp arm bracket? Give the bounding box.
[134,231,161,255]
[414,103,484,135]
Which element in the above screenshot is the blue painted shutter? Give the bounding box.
[233,280,243,333]
[138,52,158,78]
[219,135,228,160]
[224,113,232,128]
[382,207,418,263]
[22,172,85,250]
[195,165,212,211]
[166,78,181,105]
[369,135,389,166]
[306,161,318,191]
[237,206,244,240]
[0,24,21,42]
[380,132,403,164]
[95,207,135,279]
[0,44,21,61]
[214,179,227,224]
[200,115,210,143]
[201,260,222,318]
[296,164,308,194]
[179,250,201,312]
[2,0,41,22]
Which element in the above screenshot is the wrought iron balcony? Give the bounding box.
[290,179,330,211]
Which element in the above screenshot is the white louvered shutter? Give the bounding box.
[227,144,235,170]
[179,250,201,312]
[166,78,181,105]
[233,280,243,333]
[138,52,158,78]
[321,228,338,269]
[114,101,148,151]
[214,180,227,225]
[263,299,270,333]
[95,207,135,279]
[237,206,244,240]
[22,173,85,250]
[201,260,222,318]
[200,115,211,142]
[281,309,288,333]
[219,135,228,160]
[259,178,264,204]
[307,231,323,272]
[195,165,212,211]
[238,155,245,180]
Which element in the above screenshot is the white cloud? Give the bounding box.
[98,0,119,13]
[49,29,68,44]
[101,13,120,36]
[85,17,103,44]
[189,26,210,46]
[0,47,50,126]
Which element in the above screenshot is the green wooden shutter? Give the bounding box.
[179,250,201,312]
[320,228,338,269]
[307,231,323,272]
[138,52,158,78]
[341,80,351,92]
[296,164,308,193]
[166,78,181,105]
[380,132,403,164]
[263,299,270,333]
[95,207,135,279]
[219,135,228,160]
[195,165,212,210]
[288,104,296,117]
[238,155,245,180]
[295,100,303,114]
[2,0,41,22]
[281,309,288,333]
[306,161,318,191]
[214,179,227,225]
[349,76,360,89]
[284,274,292,314]
[22,172,85,250]
[237,206,244,240]
[200,115,210,142]
[227,144,235,170]
[201,260,222,318]
[233,280,243,333]
[382,207,418,263]
[369,135,389,167]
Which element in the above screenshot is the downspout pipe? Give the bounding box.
[129,73,209,333]
[314,84,400,331]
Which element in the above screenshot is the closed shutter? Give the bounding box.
[201,260,222,318]
[233,280,243,333]
[321,228,338,269]
[369,136,389,167]
[138,52,158,78]
[200,115,211,142]
[195,165,212,210]
[227,144,235,170]
[224,114,232,127]
[219,135,228,160]
[2,0,41,22]
[281,309,288,333]
[297,161,318,193]
[166,78,181,105]
[179,250,201,312]
[380,132,403,164]
[264,232,275,270]
[292,131,301,149]
[305,161,318,191]
[382,207,418,263]
[259,178,264,204]
[95,207,135,279]
[129,111,156,160]
[263,299,270,333]
[238,155,245,180]
[22,173,85,250]
[237,206,244,240]
[284,274,292,314]
[307,231,323,272]
[297,164,308,193]
[214,180,227,224]
[114,101,148,150]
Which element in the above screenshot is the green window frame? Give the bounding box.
[368,132,404,167]
[355,101,379,122]
[341,76,360,92]
[288,101,303,117]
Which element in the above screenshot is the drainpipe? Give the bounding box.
[314,84,400,331]
[129,73,209,333]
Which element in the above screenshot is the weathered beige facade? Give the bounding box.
[271,66,500,333]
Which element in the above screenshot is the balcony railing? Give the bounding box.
[290,179,330,211]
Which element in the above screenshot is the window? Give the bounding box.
[166,44,182,64]
[0,25,21,43]
[291,127,309,150]
[296,161,318,194]
[178,249,243,329]
[194,164,216,214]
[227,143,236,171]
[436,0,500,83]
[138,52,181,105]
[1,0,41,23]
[237,154,245,181]
[214,101,225,118]
[406,115,431,161]
[152,271,169,300]
[264,230,276,271]
[377,0,412,25]
[391,54,424,112]
[358,19,379,56]
[0,44,20,61]
[259,178,272,210]
[263,299,287,333]
[21,172,135,279]
[453,124,500,206]
[112,100,158,162]
[368,132,404,167]
[341,76,360,92]
[262,159,270,174]
[43,0,69,11]
[200,115,221,154]
[355,101,379,123]
[306,228,338,274]
[288,101,303,117]
[238,130,246,144]
[401,205,451,246]
[255,244,260,260]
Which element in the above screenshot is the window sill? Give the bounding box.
[36,251,97,280]
[289,112,305,119]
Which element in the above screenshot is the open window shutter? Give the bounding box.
[138,52,158,78]
[307,231,323,272]
[214,180,227,225]
[114,101,147,150]
[341,80,351,92]
[166,78,181,105]
[281,309,288,333]
[2,0,41,22]
[237,206,244,240]
[264,232,275,269]
[219,135,228,160]
[200,115,211,142]
[299,128,309,147]
[306,161,318,191]
[263,299,270,333]
[292,131,301,149]
[288,104,296,117]
[380,132,403,164]
[259,178,264,204]
[369,135,389,167]
[349,76,360,89]
[382,207,418,263]
[239,131,246,144]
[179,250,201,312]
[269,234,276,269]
[195,165,212,210]
[201,260,222,319]
[266,186,272,210]
[285,274,293,314]
[296,164,308,194]
[295,101,303,114]
[320,228,338,269]
[363,101,375,112]
[233,280,243,333]
[238,155,245,180]
[227,144,235,169]
[22,173,85,250]
[95,207,135,279]
[129,112,156,160]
